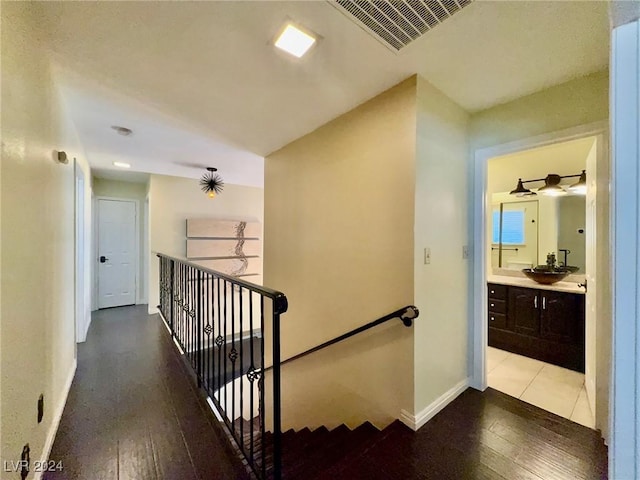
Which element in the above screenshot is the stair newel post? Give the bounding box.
[196,269,203,388]
[272,309,282,480]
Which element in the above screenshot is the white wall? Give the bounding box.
[148,174,263,314]
[1,2,91,475]
[264,79,416,430]
[93,177,147,305]
[412,76,470,426]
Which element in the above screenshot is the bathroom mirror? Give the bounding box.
[491,193,586,272]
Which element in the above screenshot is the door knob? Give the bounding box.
[99,256,108,263]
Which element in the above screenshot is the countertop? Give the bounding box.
[487,274,586,294]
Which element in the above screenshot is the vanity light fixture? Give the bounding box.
[113,161,131,169]
[509,171,587,197]
[274,23,316,58]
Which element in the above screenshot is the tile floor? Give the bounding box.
[487,346,595,429]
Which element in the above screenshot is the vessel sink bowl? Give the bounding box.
[522,268,570,285]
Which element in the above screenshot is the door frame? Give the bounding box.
[470,121,609,410]
[74,163,86,343]
[610,18,640,479]
[94,196,141,308]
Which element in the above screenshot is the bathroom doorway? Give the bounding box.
[471,123,610,438]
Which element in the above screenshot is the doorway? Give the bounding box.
[75,164,87,343]
[471,122,610,438]
[96,197,139,309]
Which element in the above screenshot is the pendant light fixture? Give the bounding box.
[199,167,224,199]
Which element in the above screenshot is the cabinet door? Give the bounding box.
[509,287,539,336]
[540,291,584,344]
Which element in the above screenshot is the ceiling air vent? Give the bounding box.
[330,0,474,52]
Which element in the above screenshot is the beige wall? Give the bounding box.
[148,174,263,314]
[1,2,91,474]
[93,177,147,306]
[264,79,416,430]
[471,70,608,150]
[413,77,470,418]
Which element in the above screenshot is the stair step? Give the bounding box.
[242,419,410,480]
[283,424,356,479]
[311,421,410,479]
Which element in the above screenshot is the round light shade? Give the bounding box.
[568,170,587,194]
[538,174,566,196]
[509,179,536,196]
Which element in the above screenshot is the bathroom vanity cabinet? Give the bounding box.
[488,282,585,372]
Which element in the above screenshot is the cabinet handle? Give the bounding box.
[543,296,546,310]
[490,303,495,308]
[490,290,495,294]
[490,316,495,322]
[534,296,538,308]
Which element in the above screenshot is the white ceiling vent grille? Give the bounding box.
[330,0,474,52]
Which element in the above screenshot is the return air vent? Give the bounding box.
[330,0,474,52]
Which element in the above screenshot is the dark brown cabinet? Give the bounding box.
[488,283,585,372]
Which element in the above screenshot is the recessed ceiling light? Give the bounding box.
[111,125,133,136]
[113,161,131,169]
[274,23,316,58]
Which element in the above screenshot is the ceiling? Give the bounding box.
[37,1,610,186]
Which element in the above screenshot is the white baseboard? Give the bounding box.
[400,377,469,431]
[36,358,77,480]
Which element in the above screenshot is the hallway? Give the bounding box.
[45,306,249,480]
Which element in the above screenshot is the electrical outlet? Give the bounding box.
[38,394,44,423]
[462,245,469,259]
[424,247,431,265]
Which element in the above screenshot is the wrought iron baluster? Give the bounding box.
[196,269,203,387]
[231,280,236,440]
[249,291,255,470]
[239,286,244,455]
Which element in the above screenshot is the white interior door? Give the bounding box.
[584,141,597,416]
[97,199,137,309]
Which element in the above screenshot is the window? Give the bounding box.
[492,210,525,244]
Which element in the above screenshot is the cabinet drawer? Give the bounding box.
[488,299,506,314]
[488,312,507,329]
[487,284,507,300]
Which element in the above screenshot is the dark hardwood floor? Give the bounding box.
[45,305,249,480]
[46,305,607,480]
[319,388,608,480]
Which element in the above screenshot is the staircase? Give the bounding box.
[240,418,411,479]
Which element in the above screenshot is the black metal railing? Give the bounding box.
[157,254,288,480]
[265,305,419,372]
